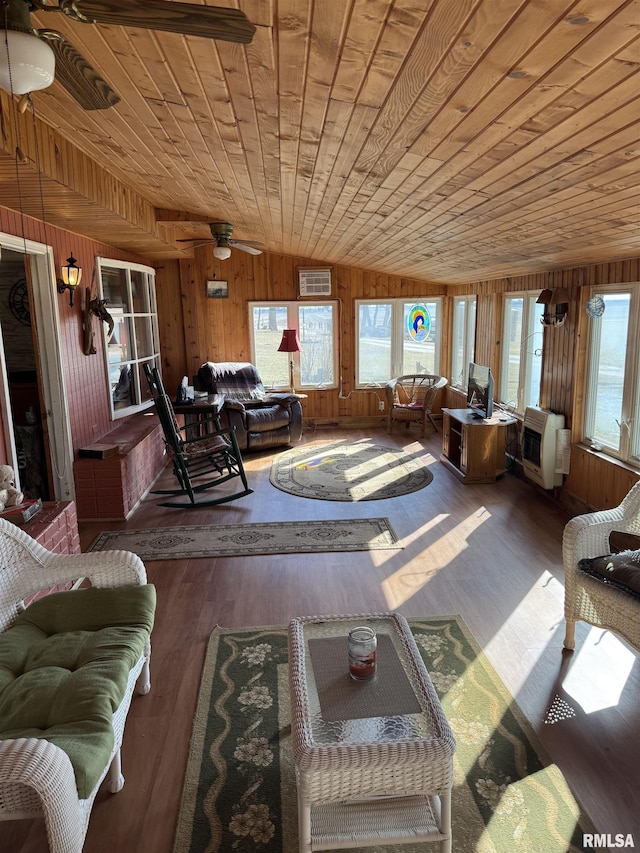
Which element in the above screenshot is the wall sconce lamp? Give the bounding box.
[537,288,570,327]
[277,328,302,393]
[56,254,83,307]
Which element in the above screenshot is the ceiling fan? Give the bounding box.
[177,222,264,259]
[0,0,255,110]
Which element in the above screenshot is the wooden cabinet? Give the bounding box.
[440,408,516,484]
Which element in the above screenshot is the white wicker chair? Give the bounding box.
[562,481,640,653]
[0,518,152,853]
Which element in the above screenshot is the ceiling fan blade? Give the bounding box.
[39,30,120,110]
[61,0,256,43]
[232,242,262,256]
[176,238,215,243]
[179,241,219,250]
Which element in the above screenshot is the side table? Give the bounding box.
[173,393,225,438]
[288,612,456,853]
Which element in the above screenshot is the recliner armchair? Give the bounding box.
[195,362,303,451]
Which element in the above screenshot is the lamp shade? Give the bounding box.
[213,245,232,260]
[0,31,55,95]
[278,329,302,353]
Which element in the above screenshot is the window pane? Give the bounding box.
[358,303,392,384]
[451,299,466,387]
[590,293,629,449]
[299,305,334,386]
[402,301,438,374]
[111,364,134,410]
[108,313,133,364]
[252,305,288,387]
[501,297,523,407]
[134,316,153,359]
[131,270,150,313]
[468,299,476,366]
[101,267,130,310]
[137,362,153,404]
[524,300,544,409]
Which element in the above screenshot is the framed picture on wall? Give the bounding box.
[207,280,228,299]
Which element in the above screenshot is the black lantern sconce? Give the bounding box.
[56,254,83,307]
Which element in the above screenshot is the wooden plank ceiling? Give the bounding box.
[6,0,640,284]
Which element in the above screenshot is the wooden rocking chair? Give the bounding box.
[144,365,253,508]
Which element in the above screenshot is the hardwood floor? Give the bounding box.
[6,428,640,851]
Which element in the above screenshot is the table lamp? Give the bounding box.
[277,328,302,393]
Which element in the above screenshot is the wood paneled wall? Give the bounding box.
[158,247,445,423]
[448,258,640,509]
[158,248,640,511]
[0,205,150,456]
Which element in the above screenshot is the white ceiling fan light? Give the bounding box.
[213,245,232,260]
[0,30,55,95]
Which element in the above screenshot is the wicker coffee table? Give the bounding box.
[288,612,456,853]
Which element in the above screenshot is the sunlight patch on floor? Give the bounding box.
[381,511,488,609]
[562,628,635,714]
[483,572,562,695]
[478,765,583,850]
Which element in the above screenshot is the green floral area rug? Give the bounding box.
[270,441,433,501]
[173,617,593,853]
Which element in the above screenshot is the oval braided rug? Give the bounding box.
[269,440,433,501]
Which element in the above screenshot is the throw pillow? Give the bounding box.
[578,550,640,600]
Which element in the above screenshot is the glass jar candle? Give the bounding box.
[348,626,377,680]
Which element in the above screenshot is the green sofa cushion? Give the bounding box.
[0,584,156,799]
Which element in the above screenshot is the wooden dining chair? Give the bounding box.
[143,365,253,507]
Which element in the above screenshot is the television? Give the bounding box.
[467,362,494,419]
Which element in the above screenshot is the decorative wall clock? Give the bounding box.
[9,278,31,326]
[585,295,605,318]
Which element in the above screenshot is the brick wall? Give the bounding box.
[21,501,80,605]
[74,419,166,520]
[22,501,81,555]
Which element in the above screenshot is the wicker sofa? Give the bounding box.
[195,361,303,451]
[0,518,156,853]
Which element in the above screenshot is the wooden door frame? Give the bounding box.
[0,232,75,501]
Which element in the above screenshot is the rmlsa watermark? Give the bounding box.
[583,834,635,848]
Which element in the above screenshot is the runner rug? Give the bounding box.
[173,617,594,853]
[88,518,400,560]
[270,440,433,501]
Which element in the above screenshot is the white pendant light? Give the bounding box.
[0,31,55,96]
[213,245,232,260]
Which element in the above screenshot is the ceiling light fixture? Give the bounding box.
[213,245,232,260]
[0,29,55,96]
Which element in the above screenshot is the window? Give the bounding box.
[451,296,476,389]
[97,258,159,418]
[584,285,640,463]
[250,301,337,389]
[498,292,544,414]
[356,299,442,385]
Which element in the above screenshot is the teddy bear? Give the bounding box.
[0,465,24,512]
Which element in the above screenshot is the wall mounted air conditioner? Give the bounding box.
[522,406,567,489]
[298,267,332,297]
